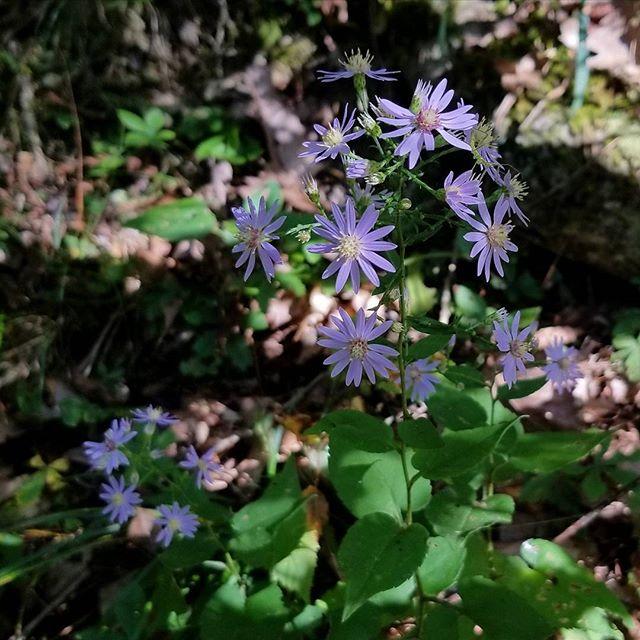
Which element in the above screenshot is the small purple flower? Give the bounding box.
[99,475,142,525]
[344,156,370,179]
[462,195,517,281]
[406,359,440,403]
[308,197,396,293]
[317,50,399,83]
[444,170,482,218]
[352,183,389,210]
[377,79,478,169]
[543,339,582,392]
[493,311,536,388]
[498,171,529,225]
[155,502,199,547]
[131,405,178,433]
[299,105,365,163]
[467,118,503,184]
[232,197,286,282]
[83,419,137,474]
[179,445,223,488]
[318,308,398,386]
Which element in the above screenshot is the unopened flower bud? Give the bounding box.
[358,112,382,138]
[366,172,385,185]
[391,321,404,334]
[399,198,412,210]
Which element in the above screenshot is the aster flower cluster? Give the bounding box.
[82,405,231,547]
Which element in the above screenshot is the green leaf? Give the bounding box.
[412,424,509,480]
[497,376,547,401]
[232,457,300,533]
[159,531,220,569]
[329,428,430,519]
[117,109,147,132]
[398,418,444,449]
[408,316,455,335]
[427,388,487,431]
[307,410,394,452]
[458,576,554,640]
[406,269,437,315]
[407,334,451,360]
[125,198,214,241]
[420,604,477,640]
[425,492,515,535]
[338,513,428,619]
[271,530,319,602]
[454,285,487,321]
[443,365,485,388]
[144,107,166,132]
[508,430,609,474]
[612,333,640,381]
[417,535,467,595]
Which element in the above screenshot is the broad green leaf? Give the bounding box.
[420,603,477,640]
[443,365,485,388]
[338,513,427,619]
[561,608,624,639]
[144,107,166,131]
[497,376,547,401]
[425,492,515,535]
[329,428,430,519]
[612,333,640,381]
[159,531,220,569]
[508,430,609,474]
[125,198,214,241]
[232,457,300,533]
[412,424,509,480]
[458,576,553,640]
[271,530,319,602]
[307,410,394,453]
[417,535,467,595]
[427,388,487,431]
[407,334,451,360]
[117,109,147,132]
[406,269,437,314]
[454,285,487,320]
[398,418,444,449]
[409,316,455,335]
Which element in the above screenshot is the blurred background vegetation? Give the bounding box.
[0,0,639,637]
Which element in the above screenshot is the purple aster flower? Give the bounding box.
[377,79,478,169]
[318,308,398,386]
[493,311,536,388]
[444,170,482,218]
[462,195,517,281]
[498,171,529,225]
[299,105,365,163]
[344,156,370,179]
[543,339,582,392]
[83,419,137,474]
[406,359,440,403]
[308,197,396,293]
[317,49,399,83]
[351,183,389,210]
[131,405,178,434]
[179,445,223,488]
[232,197,286,282]
[155,502,199,547]
[467,118,503,184]
[99,475,142,525]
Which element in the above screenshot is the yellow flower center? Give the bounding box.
[416,108,440,131]
[338,234,361,260]
[323,126,344,147]
[486,224,511,249]
[343,50,373,74]
[168,517,181,531]
[112,492,124,505]
[509,340,528,358]
[349,338,369,360]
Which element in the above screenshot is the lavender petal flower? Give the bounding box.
[318,308,398,387]
[232,196,286,282]
[317,49,399,83]
[99,475,142,525]
[444,170,481,219]
[493,311,536,388]
[83,418,137,474]
[377,78,478,169]
[308,197,396,293]
[155,502,199,547]
[131,405,178,432]
[543,339,582,392]
[462,195,517,282]
[498,171,529,225]
[179,445,223,488]
[467,118,504,184]
[299,104,365,163]
[406,358,440,403]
